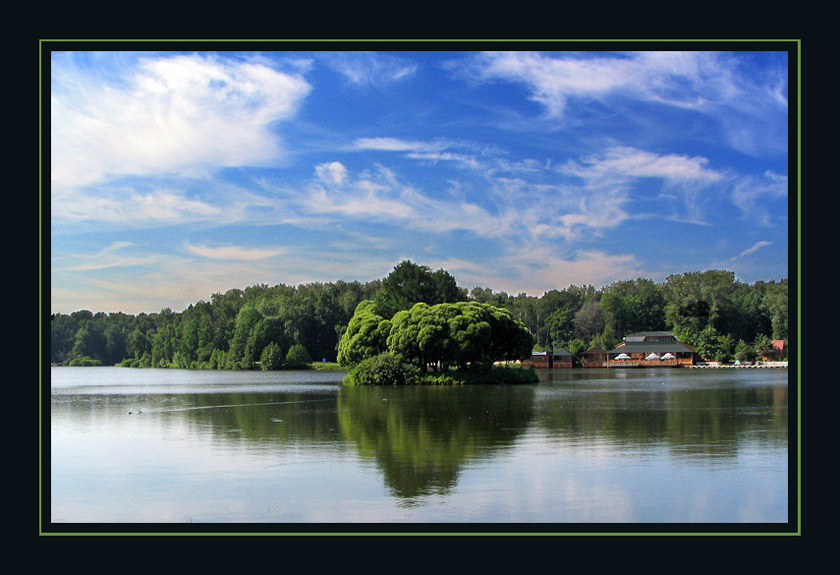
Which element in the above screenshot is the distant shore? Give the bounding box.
[687,361,788,369]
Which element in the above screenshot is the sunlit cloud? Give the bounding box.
[51,52,311,189]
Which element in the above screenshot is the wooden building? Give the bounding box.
[522,349,573,368]
[604,331,698,367]
[581,348,607,368]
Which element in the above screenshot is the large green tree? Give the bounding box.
[374,260,466,319]
[347,300,534,373]
[337,300,392,367]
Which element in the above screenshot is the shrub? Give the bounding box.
[68,355,102,366]
[344,353,422,385]
[285,343,312,369]
[260,342,284,371]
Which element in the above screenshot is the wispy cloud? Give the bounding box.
[51,53,311,189]
[319,52,418,87]
[730,170,788,225]
[184,243,287,261]
[353,137,448,152]
[53,188,224,225]
[456,51,788,156]
[735,241,774,259]
[63,241,161,271]
[463,51,779,118]
[298,162,512,237]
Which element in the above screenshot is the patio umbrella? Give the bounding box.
[645,353,660,360]
[661,353,676,360]
[615,353,631,360]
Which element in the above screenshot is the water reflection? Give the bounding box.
[50,367,789,523]
[535,369,788,460]
[337,385,535,498]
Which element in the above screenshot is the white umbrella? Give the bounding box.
[661,353,676,360]
[645,353,660,360]
[615,353,631,360]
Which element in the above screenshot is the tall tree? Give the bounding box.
[374,260,466,319]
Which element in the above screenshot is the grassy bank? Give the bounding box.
[308,361,346,371]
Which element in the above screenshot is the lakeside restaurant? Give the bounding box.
[604,331,698,367]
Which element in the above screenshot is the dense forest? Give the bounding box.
[50,260,789,369]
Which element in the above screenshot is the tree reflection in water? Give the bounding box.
[337,385,535,499]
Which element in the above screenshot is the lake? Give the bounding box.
[46,365,792,532]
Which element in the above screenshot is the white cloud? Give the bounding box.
[315,161,349,186]
[52,188,224,224]
[353,137,446,152]
[298,163,514,238]
[467,51,772,118]
[562,146,725,185]
[51,53,311,189]
[555,146,728,229]
[737,241,773,259]
[184,243,286,261]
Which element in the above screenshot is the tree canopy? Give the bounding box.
[50,263,789,369]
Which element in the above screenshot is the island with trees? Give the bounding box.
[50,260,789,382]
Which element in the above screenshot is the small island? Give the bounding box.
[338,299,538,385]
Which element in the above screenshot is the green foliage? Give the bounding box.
[344,353,423,386]
[567,338,587,359]
[374,260,467,319]
[337,300,391,366]
[762,281,788,340]
[343,353,539,386]
[379,301,533,373]
[68,355,102,366]
[260,342,284,370]
[50,263,788,373]
[735,340,758,362]
[285,343,312,368]
[754,334,775,359]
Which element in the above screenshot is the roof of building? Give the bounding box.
[608,341,696,354]
[623,331,676,342]
[625,331,675,337]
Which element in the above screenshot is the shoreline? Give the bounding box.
[686,361,788,369]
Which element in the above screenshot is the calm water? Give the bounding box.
[47,366,791,529]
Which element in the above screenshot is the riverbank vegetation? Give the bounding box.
[50,261,789,370]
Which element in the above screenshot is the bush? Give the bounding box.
[260,342,284,370]
[344,353,422,385]
[285,343,312,369]
[68,355,102,366]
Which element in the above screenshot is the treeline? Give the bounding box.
[50,261,789,368]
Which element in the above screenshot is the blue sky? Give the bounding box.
[49,47,791,314]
